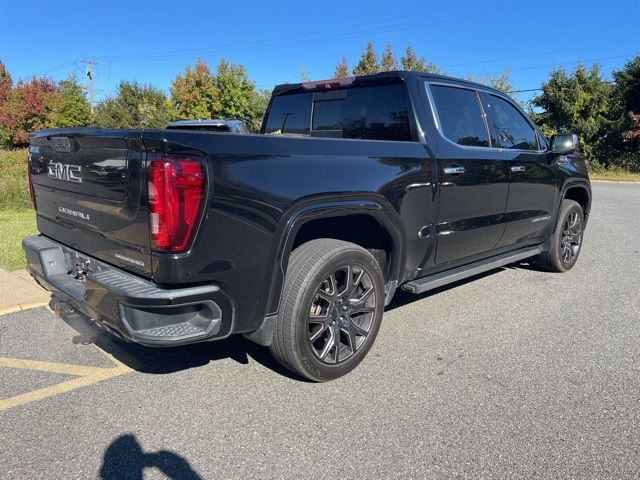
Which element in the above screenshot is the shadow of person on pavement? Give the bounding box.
[100,434,202,480]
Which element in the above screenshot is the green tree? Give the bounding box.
[381,44,398,72]
[487,71,513,94]
[334,57,350,78]
[248,89,271,133]
[213,59,264,129]
[352,41,380,75]
[49,74,91,127]
[0,61,12,104]
[94,81,174,129]
[400,45,440,73]
[170,59,218,119]
[466,71,514,94]
[605,55,640,169]
[299,66,310,83]
[531,63,611,161]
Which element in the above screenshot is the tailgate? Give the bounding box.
[28,129,152,277]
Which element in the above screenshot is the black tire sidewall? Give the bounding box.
[553,201,584,271]
[291,247,385,382]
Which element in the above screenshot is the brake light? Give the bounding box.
[147,154,206,253]
[27,152,37,209]
[301,77,355,90]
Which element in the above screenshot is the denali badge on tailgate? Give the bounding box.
[48,161,82,183]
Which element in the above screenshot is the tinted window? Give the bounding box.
[537,131,548,150]
[489,95,538,150]
[263,92,312,135]
[312,84,412,141]
[431,85,489,147]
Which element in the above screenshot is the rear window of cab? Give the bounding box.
[264,84,412,142]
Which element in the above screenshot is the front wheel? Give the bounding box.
[269,239,385,382]
[535,199,584,272]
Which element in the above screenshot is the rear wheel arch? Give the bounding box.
[266,199,405,316]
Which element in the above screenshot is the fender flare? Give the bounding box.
[544,179,592,250]
[562,179,592,210]
[263,196,406,317]
[558,179,592,226]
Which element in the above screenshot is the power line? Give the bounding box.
[98,2,523,64]
[442,40,640,70]
[97,0,491,63]
[508,78,640,95]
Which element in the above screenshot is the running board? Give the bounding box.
[401,246,542,294]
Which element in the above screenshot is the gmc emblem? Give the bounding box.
[48,161,82,184]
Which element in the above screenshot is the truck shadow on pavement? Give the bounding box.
[57,304,305,381]
[100,434,202,480]
[386,259,547,311]
[56,266,518,380]
[385,268,505,311]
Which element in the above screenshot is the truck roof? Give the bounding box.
[271,70,505,97]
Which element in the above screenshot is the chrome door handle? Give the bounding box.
[511,165,526,173]
[443,166,465,175]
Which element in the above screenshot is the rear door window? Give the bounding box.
[430,85,490,147]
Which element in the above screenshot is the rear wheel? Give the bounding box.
[269,239,385,382]
[535,199,584,272]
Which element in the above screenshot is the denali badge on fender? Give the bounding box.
[48,161,82,183]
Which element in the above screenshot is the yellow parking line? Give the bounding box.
[0,357,112,377]
[0,355,131,412]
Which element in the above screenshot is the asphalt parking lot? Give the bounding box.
[1,181,639,479]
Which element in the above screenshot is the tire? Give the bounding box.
[535,199,584,272]
[269,239,385,382]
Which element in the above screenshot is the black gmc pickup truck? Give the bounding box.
[23,71,591,381]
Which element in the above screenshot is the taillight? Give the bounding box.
[147,154,206,253]
[27,152,37,210]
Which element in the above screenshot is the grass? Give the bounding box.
[589,167,640,182]
[0,148,28,176]
[0,148,30,210]
[0,209,37,271]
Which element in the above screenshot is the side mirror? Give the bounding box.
[550,133,579,154]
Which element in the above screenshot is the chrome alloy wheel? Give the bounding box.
[307,264,377,364]
[560,210,582,264]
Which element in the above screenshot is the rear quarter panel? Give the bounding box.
[142,130,433,332]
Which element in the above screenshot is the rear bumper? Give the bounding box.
[22,235,234,346]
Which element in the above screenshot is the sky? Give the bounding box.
[1,0,639,105]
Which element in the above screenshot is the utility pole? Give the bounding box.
[80,59,100,114]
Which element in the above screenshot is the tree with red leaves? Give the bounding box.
[0,72,59,146]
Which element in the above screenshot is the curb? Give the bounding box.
[0,299,50,316]
[591,179,640,184]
